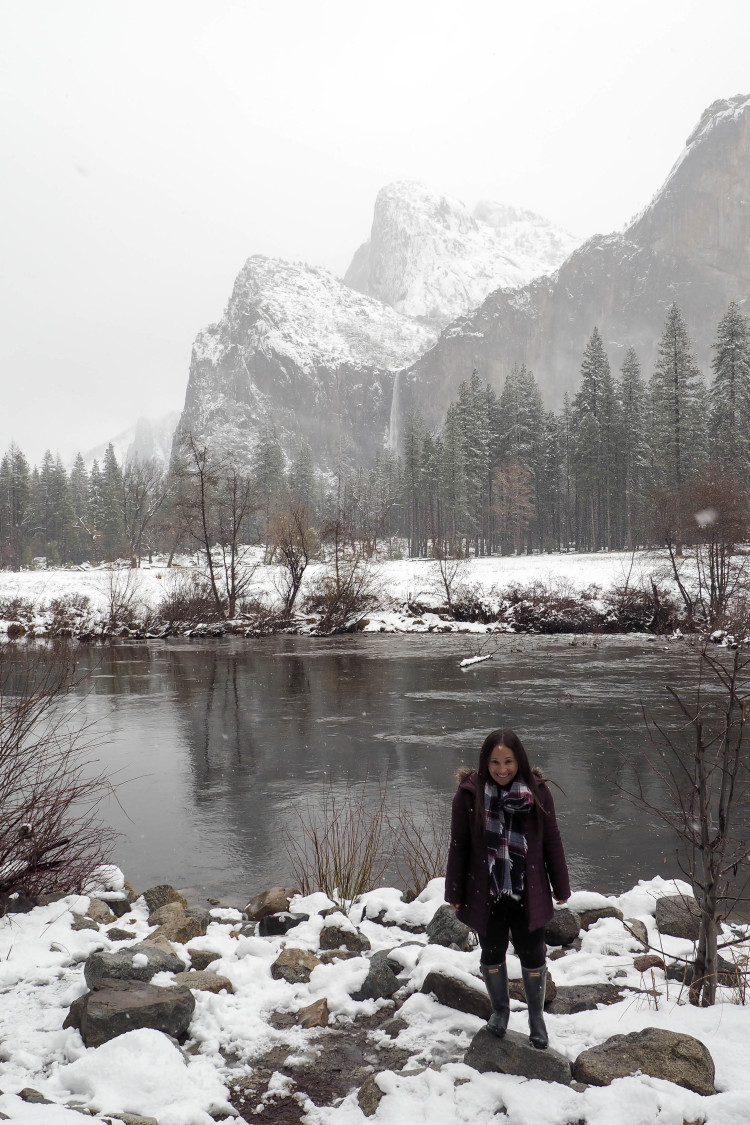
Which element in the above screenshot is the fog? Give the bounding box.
[1,0,749,463]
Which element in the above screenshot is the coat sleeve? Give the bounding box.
[444,787,472,905]
[540,786,571,902]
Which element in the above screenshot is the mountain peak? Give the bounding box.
[343,181,579,326]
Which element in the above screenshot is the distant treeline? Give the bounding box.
[1,300,749,570]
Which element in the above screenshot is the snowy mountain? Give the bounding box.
[396,94,750,431]
[81,413,179,469]
[176,256,435,466]
[344,181,579,326]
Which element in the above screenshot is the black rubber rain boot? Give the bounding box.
[521,963,548,1049]
[480,961,510,1037]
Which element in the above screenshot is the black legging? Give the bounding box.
[479,896,545,968]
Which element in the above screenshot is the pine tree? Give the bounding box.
[400,411,426,557]
[440,403,466,553]
[253,425,287,544]
[0,444,31,569]
[618,348,647,549]
[572,328,617,549]
[100,444,125,559]
[288,441,317,518]
[710,301,750,474]
[650,304,705,490]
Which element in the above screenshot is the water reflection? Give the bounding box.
[60,635,717,903]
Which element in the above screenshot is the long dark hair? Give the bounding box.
[474,728,546,832]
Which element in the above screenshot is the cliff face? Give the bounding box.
[343,181,578,326]
[176,256,434,466]
[398,95,750,429]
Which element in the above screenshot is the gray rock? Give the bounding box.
[271,947,321,984]
[187,949,221,971]
[579,905,624,930]
[142,885,188,918]
[623,918,648,947]
[105,893,133,919]
[84,943,185,989]
[358,1073,384,1117]
[420,970,490,1020]
[244,886,301,921]
[63,979,195,1048]
[546,984,624,1014]
[655,895,701,941]
[666,954,741,987]
[106,1114,159,1125]
[172,969,233,994]
[149,906,209,945]
[70,913,98,932]
[572,1027,716,1095]
[19,1088,52,1103]
[319,921,371,953]
[425,904,472,951]
[382,1016,408,1038]
[148,901,186,928]
[106,926,137,942]
[350,951,400,1002]
[544,907,581,946]
[465,1026,572,1085]
[257,911,308,937]
[509,973,558,1007]
[86,898,117,925]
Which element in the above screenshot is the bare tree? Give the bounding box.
[619,643,750,1005]
[120,456,167,567]
[173,434,259,618]
[271,503,318,616]
[0,641,116,900]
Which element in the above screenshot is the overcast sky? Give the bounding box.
[2,0,750,464]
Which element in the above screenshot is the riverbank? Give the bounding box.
[0,550,693,639]
[0,868,749,1124]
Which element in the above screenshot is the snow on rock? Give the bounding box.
[344,181,579,327]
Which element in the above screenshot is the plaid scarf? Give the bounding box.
[484,777,534,899]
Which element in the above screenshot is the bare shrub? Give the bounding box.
[104,566,145,631]
[282,778,390,906]
[302,557,379,634]
[387,792,451,899]
[157,570,224,627]
[45,594,92,636]
[0,597,34,624]
[238,593,288,636]
[271,504,319,616]
[0,641,117,899]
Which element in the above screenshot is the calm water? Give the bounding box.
[59,634,719,905]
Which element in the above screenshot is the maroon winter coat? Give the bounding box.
[445,770,570,936]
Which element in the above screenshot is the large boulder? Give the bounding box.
[426,905,473,950]
[63,979,195,1048]
[579,905,624,930]
[544,907,581,946]
[465,1026,571,1085]
[421,970,490,1020]
[271,947,321,984]
[350,951,400,1002]
[84,943,185,989]
[572,1027,715,1095]
[257,912,308,937]
[319,920,371,953]
[655,895,701,941]
[245,887,302,921]
[546,983,624,1015]
[143,885,188,918]
[149,905,210,945]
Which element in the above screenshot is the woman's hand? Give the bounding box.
[554,899,568,906]
[448,903,462,913]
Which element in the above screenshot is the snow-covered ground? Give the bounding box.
[0,872,748,1124]
[0,549,667,636]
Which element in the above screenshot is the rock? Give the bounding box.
[544,907,581,946]
[624,918,648,947]
[666,955,741,987]
[86,898,116,925]
[0,893,36,915]
[296,997,329,1028]
[655,895,701,941]
[350,952,400,1002]
[106,893,134,919]
[150,906,209,945]
[465,1026,572,1085]
[142,885,188,918]
[319,921,371,953]
[187,949,221,971]
[244,886,302,921]
[19,1088,52,1103]
[357,1073,384,1117]
[257,911,308,937]
[572,1027,716,1096]
[382,1016,408,1039]
[317,948,362,964]
[546,983,624,1014]
[148,901,186,928]
[425,904,473,950]
[173,970,233,994]
[634,954,666,973]
[63,978,195,1048]
[106,926,136,942]
[509,973,558,1007]
[579,905,624,930]
[84,943,185,989]
[139,932,181,956]
[70,913,98,932]
[106,1114,159,1125]
[420,970,490,1020]
[271,947,321,984]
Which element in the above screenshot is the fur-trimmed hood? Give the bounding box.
[454,765,547,788]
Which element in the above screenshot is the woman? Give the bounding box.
[445,728,570,1049]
